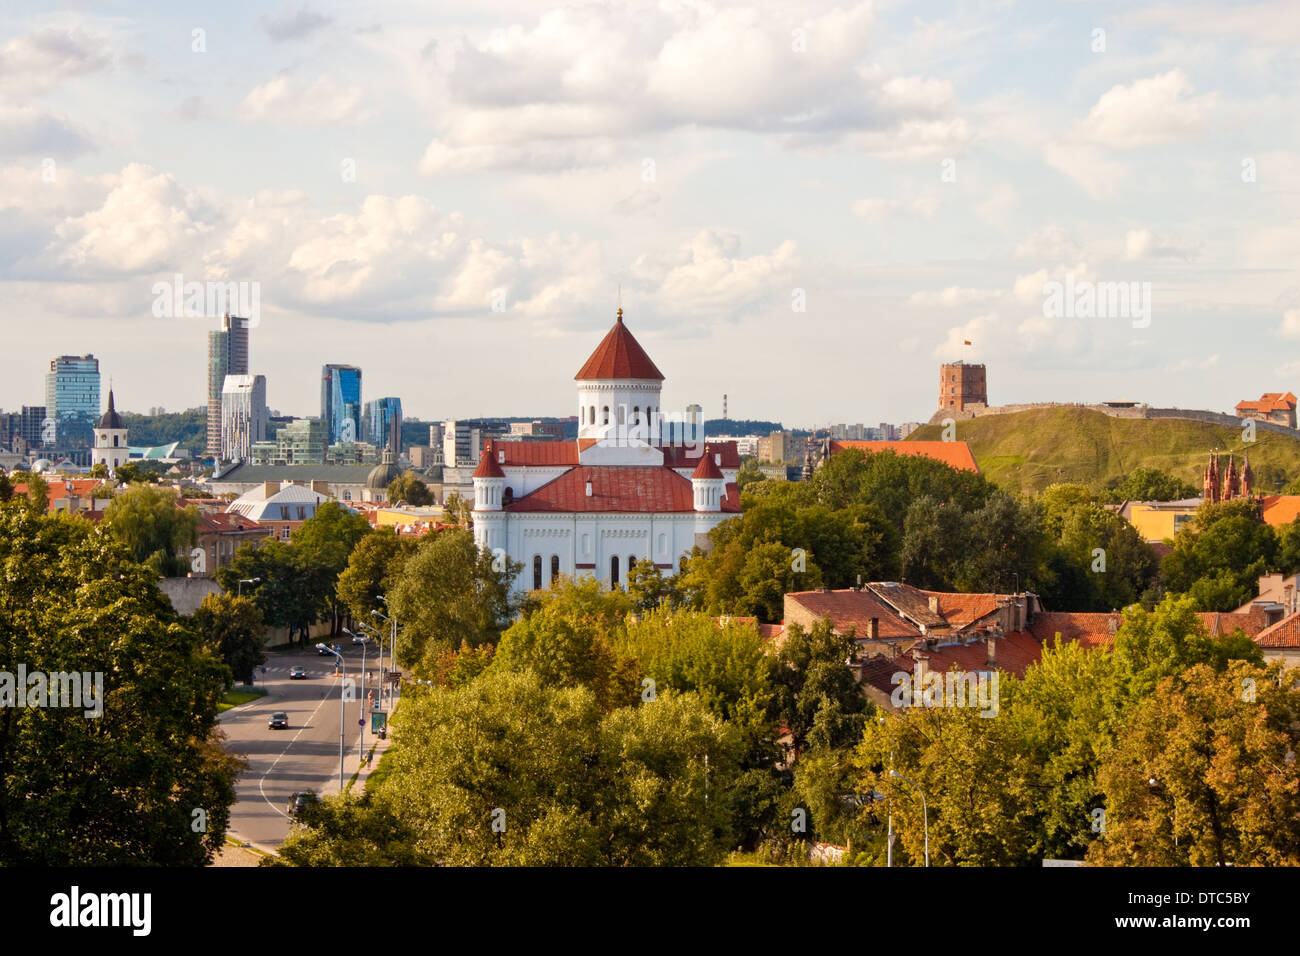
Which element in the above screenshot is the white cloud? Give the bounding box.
[416,2,974,173]
[1079,70,1217,149]
[0,28,113,97]
[239,74,373,125]
[1279,308,1300,339]
[1124,228,1201,261]
[907,286,999,308]
[851,195,940,221]
[1014,226,1082,262]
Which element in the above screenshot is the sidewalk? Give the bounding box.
[342,689,401,795]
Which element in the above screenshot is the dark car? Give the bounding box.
[317,643,342,656]
[289,665,307,679]
[287,791,319,817]
[268,711,289,729]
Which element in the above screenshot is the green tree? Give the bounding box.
[337,528,416,623]
[1160,499,1277,610]
[492,576,638,712]
[292,501,372,634]
[216,540,318,645]
[20,471,49,512]
[442,491,472,526]
[388,527,521,673]
[101,483,199,576]
[113,461,160,484]
[1089,661,1300,866]
[192,592,266,685]
[378,669,738,866]
[771,619,870,756]
[0,505,241,864]
[387,472,433,506]
[736,458,766,491]
[1101,467,1198,504]
[270,791,431,866]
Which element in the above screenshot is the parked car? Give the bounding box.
[351,635,366,645]
[289,665,307,679]
[287,791,319,817]
[268,711,289,729]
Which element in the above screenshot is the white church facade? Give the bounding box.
[472,310,741,595]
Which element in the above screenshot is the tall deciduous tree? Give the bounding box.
[387,527,521,673]
[101,483,199,576]
[0,504,241,865]
[192,592,266,685]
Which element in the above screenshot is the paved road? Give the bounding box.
[219,641,397,851]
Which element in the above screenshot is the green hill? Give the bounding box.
[906,407,1300,496]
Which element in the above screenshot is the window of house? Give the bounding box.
[610,555,620,589]
[551,554,560,583]
[297,506,307,520]
[602,406,610,424]
[533,554,542,590]
[632,406,640,424]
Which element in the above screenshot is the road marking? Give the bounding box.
[258,689,336,820]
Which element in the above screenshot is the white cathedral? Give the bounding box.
[472,309,741,594]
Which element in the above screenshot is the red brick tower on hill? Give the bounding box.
[939,361,987,412]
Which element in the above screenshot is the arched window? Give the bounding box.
[602,406,610,425]
[551,554,560,583]
[503,486,514,507]
[632,406,640,424]
[610,555,620,589]
[628,555,636,580]
[589,405,595,425]
[533,554,543,590]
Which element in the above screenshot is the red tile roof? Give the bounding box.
[1236,392,1297,413]
[1027,608,1271,650]
[473,451,505,478]
[692,450,724,479]
[662,442,740,470]
[787,590,922,640]
[198,512,267,534]
[1261,495,1300,527]
[828,440,980,473]
[574,311,665,381]
[858,630,1044,696]
[506,466,740,514]
[919,590,1003,626]
[1254,611,1300,648]
[490,439,581,467]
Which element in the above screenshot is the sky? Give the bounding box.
[1,0,1298,430]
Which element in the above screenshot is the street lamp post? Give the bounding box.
[317,643,346,794]
[372,605,398,703]
[890,770,929,867]
[343,629,368,761]
[880,716,893,868]
[238,576,260,598]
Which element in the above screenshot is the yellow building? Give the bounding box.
[372,505,444,529]
[1120,499,1201,542]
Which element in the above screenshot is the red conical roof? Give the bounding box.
[473,442,505,478]
[574,309,665,381]
[691,446,724,480]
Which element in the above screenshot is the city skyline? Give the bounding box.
[2,1,1298,427]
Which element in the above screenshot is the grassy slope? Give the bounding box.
[906,407,1300,496]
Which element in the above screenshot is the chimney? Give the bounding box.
[310,480,329,494]
[585,477,593,497]
[263,481,279,498]
[985,635,997,667]
[927,595,940,615]
[866,617,878,641]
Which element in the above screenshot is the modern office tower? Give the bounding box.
[220,374,268,461]
[320,364,362,444]
[207,313,250,457]
[249,417,328,465]
[45,354,100,455]
[364,397,403,453]
[14,405,46,452]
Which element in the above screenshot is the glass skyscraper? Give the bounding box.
[45,354,100,456]
[364,397,403,453]
[320,364,362,444]
[207,313,250,458]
